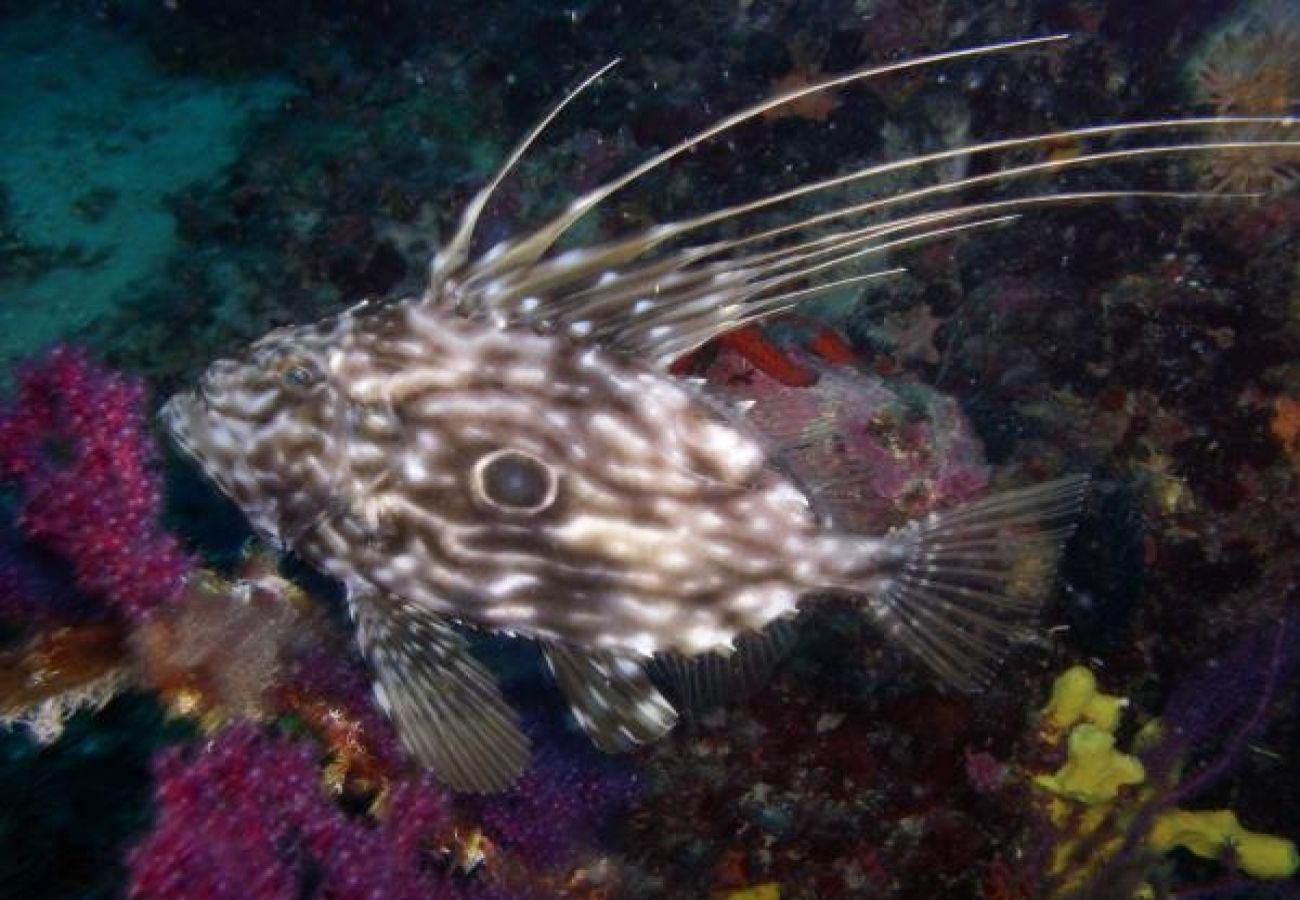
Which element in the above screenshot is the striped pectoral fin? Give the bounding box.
[350,589,530,792]
[542,642,679,753]
[856,474,1090,692]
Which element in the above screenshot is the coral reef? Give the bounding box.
[126,712,641,900]
[693,326,990,529]
[468,737,641,870]
[0,347,191,623]
[1012,626,1300,897]
[127,723,458,900]
[620,657,1023,897]
[1,1,1299,898]
[0,625,130,743]
[1190,0,1300,193]
[131,554,315,730]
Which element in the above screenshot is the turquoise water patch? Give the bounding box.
[0,10,296,362]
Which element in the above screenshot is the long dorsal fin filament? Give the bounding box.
[426,36,1297,370]
[429,58,622,296]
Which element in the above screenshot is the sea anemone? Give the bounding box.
[1191,0,1300,193]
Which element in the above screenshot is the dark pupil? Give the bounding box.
[482,453,549,509]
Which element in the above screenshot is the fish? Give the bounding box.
[160,36,1299,792]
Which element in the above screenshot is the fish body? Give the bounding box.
[163,280,1082,792]
[167,297,841,658]
[162,37,1299,791]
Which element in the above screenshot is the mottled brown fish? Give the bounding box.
[161,37,1298,792]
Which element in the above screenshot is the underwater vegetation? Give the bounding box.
[0,348,641,898]
[1021,628,1300,897]
[2,0,1300,898]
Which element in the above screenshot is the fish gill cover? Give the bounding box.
[0,0,1298,898]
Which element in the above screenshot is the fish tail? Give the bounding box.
[835,474,1089,691]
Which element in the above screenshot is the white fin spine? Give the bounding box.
[430,59,621,293]
[457,36,1074,288]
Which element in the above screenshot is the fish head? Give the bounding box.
[160,314,354,545]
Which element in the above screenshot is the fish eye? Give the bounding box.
[471,448,557,514]
[284,365,315,387]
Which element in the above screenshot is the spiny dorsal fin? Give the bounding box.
[430,60,621,290]
[438,45,1294,365]
[448,36,1071,290]
[351,589,530,792]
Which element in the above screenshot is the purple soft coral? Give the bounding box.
[129,723,457,900]
[0,347,191,621]
[468,727,641,869]
[1147,615,1300,797]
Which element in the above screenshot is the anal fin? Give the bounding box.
[351,589,530,792]
[650,618,798,719]
[542,642,678,753]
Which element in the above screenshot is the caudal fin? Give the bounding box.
[862,474,1089,691]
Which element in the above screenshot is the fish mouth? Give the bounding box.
[158,392,204,462]
[158,391,229,483]
[157,389,284,545]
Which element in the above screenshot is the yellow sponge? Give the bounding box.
[1034,723,1145,805]
[722,884,780,900]
[1032,665,1300,894]
[1151,809,1300,879]
[1042,665,1127,737]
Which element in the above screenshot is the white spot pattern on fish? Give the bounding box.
[160,36,1300,791]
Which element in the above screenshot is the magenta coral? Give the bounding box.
[129,725,315,900]
[470,735,640,868]
[0,346,190,621]
[277,644,407,771]
[129,723,457,900]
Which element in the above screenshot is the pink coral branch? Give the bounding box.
[129,724,457,900]
[0,346,191,622]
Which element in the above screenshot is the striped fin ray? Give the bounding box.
[650,618,799,719]
[542,642,678,753]
[508,188,1175,337]
[434,35,1072,294]
[351,589,530,792]
[458,116,1292,314]
[431,59,622,286]
[443,113,1297,363]
[493,209,1016,356]
[863,474,1090,692]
